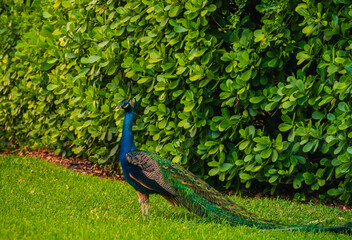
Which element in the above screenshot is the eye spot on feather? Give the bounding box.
[181,180,190,185]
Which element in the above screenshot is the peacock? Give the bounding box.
[117,100,351,232]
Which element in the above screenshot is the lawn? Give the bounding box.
[0,154,351,239]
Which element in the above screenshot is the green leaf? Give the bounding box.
[239,173,253,180]
[293,176,302,189]
[260,148,272,159]
[296,52,310,65]
[242,69,252,81]
[184,102,196,112]
[249,96,265,104]
[225,63,233,73]
[190,74,202,81]
[72,146,84,154]
[205,141,217,147]
[109,144,119,157]
[239,140,250,151]
[267,58,277,68]
[101,104,110,113]
[43,12,52,18]
[221,53,233,62]
[278,123,292,132]
[74,68,90,80]
[327,64,338,75]
[87,55,101,63]
[209,168,219,176]
[272,150,278,162]
[169,80,179,89]
[66,53,76,59]
[347,147,352,154]
[327,113,335,121]
[201,52,211,65]
[303,141,315,153]
[295,155,306,164]
[235,160,244,166]
[327,188,343,196]
[208,161,219,167]
[296,80,305,92]
[47,84,59,91]
[337,163,351,174]
[169,4,181,17]
[282,101,295,109]
[295,4,309,17]
[40,29,52,38]
[303,172,315,185]
[194,48,207,58]
[338,102,350,112]
[219,163,233,172]
[264,102,277,111]
[254,29,264,42]
[173,90,184,98]
[253,136,270,145]
[172,155,182,163]
[269,175,279,183]
[40,62,55,71]
[176,66,187,75]
[174,26,188,33]
[312,111,324,120]
[318,179,325,187]
[205,4,217,12]
[82,120,92,128]
[238,51,249,68]
[345,61,352,73]
[302,24,314,35]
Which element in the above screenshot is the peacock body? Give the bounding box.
[118,101,351,232]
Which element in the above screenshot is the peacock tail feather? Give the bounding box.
[139,150,351,232]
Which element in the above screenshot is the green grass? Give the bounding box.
[0,155,351,240]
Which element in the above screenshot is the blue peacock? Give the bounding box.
[118,100,351,232]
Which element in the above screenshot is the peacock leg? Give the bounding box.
[136,191,149,215]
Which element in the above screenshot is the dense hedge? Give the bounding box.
[1,0,352,202]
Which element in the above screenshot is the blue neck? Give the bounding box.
[120,110,137,164]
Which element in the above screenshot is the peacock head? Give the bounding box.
[118,101,133,112]
[117,99,138,112]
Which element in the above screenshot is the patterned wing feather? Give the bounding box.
[125,151,177,196]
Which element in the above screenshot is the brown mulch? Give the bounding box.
[1,147,351,211]
[1,148,124,181]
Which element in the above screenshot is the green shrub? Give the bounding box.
[1,0,352,202]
